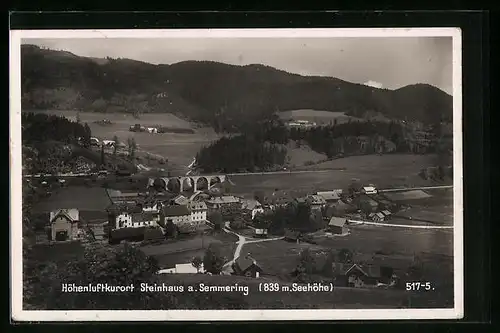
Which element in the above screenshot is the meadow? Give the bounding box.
[278,109,361,125]
[31,186,112,214]
[230,154,443,197]
[24,110,220,169]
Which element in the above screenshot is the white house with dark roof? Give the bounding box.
[189,201,208,223]
[49,208,81,241]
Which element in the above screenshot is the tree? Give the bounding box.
[322,250,337,277]
[82,123,92,147]
[293,248,316,282]
[208,211,223,230]
[76,112,81,123]
[127,137,137,160]
[100,145,105,166]
[165,220,178,239]
[112,135,119,156]
[203,243,225,274]
[338,248,353,264]
[191,256,203,273]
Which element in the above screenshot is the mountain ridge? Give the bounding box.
[20,44,453,130]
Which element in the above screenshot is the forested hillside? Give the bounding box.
[21,45,453,132]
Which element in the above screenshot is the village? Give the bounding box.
[42,169,434,291]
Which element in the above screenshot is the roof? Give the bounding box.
[172,195,189,206]
[376,212,385,219]
[189,201,207,211]
[345,263,382,278]
[382,210,392,215]
[241,199,262,210]
[332,262,351,275]
[234,256,260,272]
[131,211,158,222]
[50,209,79,223]
[207,195,240,204]
[175,263,199,274]
[294,197,307,204]
[328,216,347,227]
[316,191,341,201]
[307,195,327,204]
[163,205,191,217]
[362,186,377,192]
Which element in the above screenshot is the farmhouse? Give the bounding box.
[232,254,263,278]
[48,208,81,242]
[254,228,268,238]
[306,194,327,210]
[316,190,342,203]
[189,201,208,223]
[163,205,191,225]
[328,216,349,235]
[241,199,265,219]
[361,186,378,195]
[370,212,386,222]
[342,264,396,287]
[381,210,392,220]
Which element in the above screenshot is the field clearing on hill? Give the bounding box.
[230,154,441,196]
[278,110,361,125]
[24,110,220,167]
[31,186,112,213]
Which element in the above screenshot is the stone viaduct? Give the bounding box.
[147,175,227,193]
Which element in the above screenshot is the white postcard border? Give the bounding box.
[10,27,464,321]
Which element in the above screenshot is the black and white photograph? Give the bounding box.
[10,28,463,321]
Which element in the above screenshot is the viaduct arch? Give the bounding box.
[148,175,225,193]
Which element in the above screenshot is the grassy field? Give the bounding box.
[278,110,361,125]
[31,186,112,213]
[25,110,220,168]
[230,154,442,197]
[140,232,238,269]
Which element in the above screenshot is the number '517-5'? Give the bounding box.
[405,282,434,291]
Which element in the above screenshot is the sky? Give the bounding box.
[25,37,453,94]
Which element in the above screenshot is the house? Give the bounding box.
[381,210,392,220]
[316,190,342,203]
[231,254,263,278]
[361,186,378,195]
[372,212,386,222]
[342,264,396,287]
[49,209,81,241]
[241,199,265,219]
[306,194,327,209]
[90,137,100,146]
[254,228,268,238]
[102,140,115,147]
[284,229,301,243]
[328,216,349,235]
[189,201,208,223]
[141,201,161,212]
[163,205,192,226]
